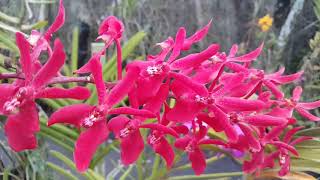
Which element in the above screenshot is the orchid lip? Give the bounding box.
[3,87,32,115]
[119,121,138,138]
[81,107,105,128]
[149,134,161,145]
[185,141,196,153]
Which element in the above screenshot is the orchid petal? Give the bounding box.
[167,27,186,63]
[295,107,320,121]
[216,97,265,112]
[228,44,238,57]
[189,148,206,175]
[292,86,302,101]
[120,130,144,165]
[144,83,169,113]
[245,115,287,126]
[48,104,93,127]
[140,123,178,137]
[298,100,320,110]
[182,19,212,50]
[74,121,109,172]
[228,43,263,62]
[107,116,130,137]
[44,0,65,41]
[271,141,298,156]
[166,99,203,122]
[4,101,39,151]
[32,39,66,88]
[170,72,208,96]
[108,107,155,118]
[106,66,139,107]
[238,123,261,151]
[174,136,192,150]
[171,44,220,70]
[263,80,284,99]
[283,127,303,143]
[16,32,32,82]
[150,137,174,169]
[35,86,91,100]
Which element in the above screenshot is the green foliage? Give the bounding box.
[314,0,320,21]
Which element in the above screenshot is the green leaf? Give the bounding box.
[295,127,320,137]
[295,139,320,148]
[71,27,79,74]
[0,11,20,24]
[291,158,320,173]
[0,31,18,53]
[168,172,243,180]
[297,148,320,162]
[21,21,48,30]
[50,150,104,180]
[47,162,78,180]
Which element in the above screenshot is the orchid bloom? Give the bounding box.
[0,33,90,152]
[48,52,156,171]
[28,0,65,72]
[97,16,124,80]
[175,122,227,175]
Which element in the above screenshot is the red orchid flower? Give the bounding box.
[108,115,178,166]
[28,0,65,72]
[97,16,124,80]
[0,33,90,152]
[243,126,312,176]
[174,122,227,175]
[127,24,220,105]
[279,86,320,121]
[48,53,154,172]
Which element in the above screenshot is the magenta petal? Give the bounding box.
[74,121,109,172]
[290,136,313,146]
[292,86,302,101]
[263,80,284,99]
[182,19,212,50]
[44,0,65,41]
[4,102,39,151]
[174,136,192,150]
[78,54,106,104]
[270,141,298,156]
[245,115,287,126]
[229,43,263,62]
[171,44,220,70]
[106,66,139,107]
[0,84,17,113]
[278,155,290,176]
[36,86,91,100]
[167,27,186,63]
[238,123,261,152]
[298,100,320,110]
[144,83,169,113]
[150,137,174,169]
[295,107,320,121]
[108,107,155,118]
[262,125,286,144]
[271,71,303,84]
[189,148,206,175]
[170,72,208,96]
[48,104,94,127]
[107,116,130,137]
[283,127,303,143]
[120,130,144,165]
[216,97,265,111]
[140,123,178,137]
[228,44,238,57]
[16,32,32,82]
[166,100,203,122]
[198,139,228,146]
[32,39,66,88]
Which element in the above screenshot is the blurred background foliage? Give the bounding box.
[0,0,320,179]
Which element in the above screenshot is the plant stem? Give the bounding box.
[168,172,243,180]
[0,73,117,88]
[147,155,161,180]
[47,162,78,180]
